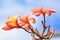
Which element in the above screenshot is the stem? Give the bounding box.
[18,25,42,39]
[19,26,50,40]
[21,27,32,33]
[42,15,46,36]
[18,26,32,33]
[43,15,45,26]
[18,24,42,39]
[48,25,50,32]
[44,25,51,39]
[30,25,42,38]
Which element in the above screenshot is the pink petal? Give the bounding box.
[2,24,13,30]
[32,8,41,16]
[29,18,36,24]
[32,8,40,13]
[46,9,56,16]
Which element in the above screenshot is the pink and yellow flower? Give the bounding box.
[19,14,35,30]
[2,16,19,30]
[32,7,56,16]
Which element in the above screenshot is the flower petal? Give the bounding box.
[6,21,17,28]
[32,8,40,13]
[19,21,26,27]
[32,8,41,16]
[46,11,51,16]
[40,7,46,14]
[48,9,56,13]
[46,9,56,16]
[26,14,30,21]
[2,24,13,30]
[33,13,41,16]
[29,18,36,24]
[7,16,18,27]
[24,24,30,30]
[20,14,26,22]
[8,15,18,21]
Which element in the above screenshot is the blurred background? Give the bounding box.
[0,0,60,40]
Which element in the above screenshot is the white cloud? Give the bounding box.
[0,29,32,40]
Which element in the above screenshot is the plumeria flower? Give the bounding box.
[2,15,19,30]
[19,14,35,30]
[32,6,56,16]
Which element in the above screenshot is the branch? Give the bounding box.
[29,25,42,38]
[21,27,32,33]
[18,26,32,33]
[41,15,47,36]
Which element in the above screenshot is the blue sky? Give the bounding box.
[0,0,60,40]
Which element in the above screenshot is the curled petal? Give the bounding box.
[6,22,17,28]
[46,9,56,16]
[20,14,26,22]
[33,13,41,16]
[29,18,36,24]
[47,9,56,13]
[32,8,41,16]
[2,24,13,30]
[32,8,40,13]
[26,14,30,21]
[46,12,51,16]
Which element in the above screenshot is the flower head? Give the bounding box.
[19,14,35,30]
[2,15,19,30]
[32,6,56,16]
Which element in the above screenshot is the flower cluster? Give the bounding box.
[2,7,56,40]
[31,6,56,40]
[2,14,35,31]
